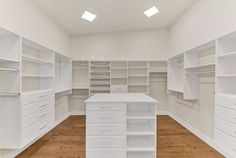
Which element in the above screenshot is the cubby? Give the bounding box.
[168,53,184,93]
[72,60,89,89]
[55,53,72,93]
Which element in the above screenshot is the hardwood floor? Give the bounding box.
[17,115,224,158]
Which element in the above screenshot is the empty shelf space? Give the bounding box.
[22,55,54,64]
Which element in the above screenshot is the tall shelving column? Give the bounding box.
[0,28,21,149]
[215,32,236,158]
[110,60,128,93]
[127,102,156,158]
[89,61,111,95]
[128,61,149,94]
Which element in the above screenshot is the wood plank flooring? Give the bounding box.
[16,115,224,158]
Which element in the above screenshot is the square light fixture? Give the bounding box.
[81,11,97,22]
[144,6,159,18]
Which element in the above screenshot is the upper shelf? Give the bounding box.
[218,52,236,58]
[0,57,20,63]
[185,63,215,72]
[22,54,54,65]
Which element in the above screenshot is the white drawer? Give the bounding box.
[87,136,126,148]
[22,98,52,117]
[215,106,236,125]
[215,118,236,139]
[22,90,53,106]
[22,116,53,146]
[86,111,126,123]
[87,124,126,136]
[87,149,126,158]
[86,103,126,111]
[216,94,236,110]
[215,129,236,158]
[22,107,53,129]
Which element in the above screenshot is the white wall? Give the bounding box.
[169,0,236,57]
[71,29,169,60]
[0,0,71,57]
[168,0,236,140]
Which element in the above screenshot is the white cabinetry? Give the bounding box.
[85,93,157,158]
[215,32,236,158]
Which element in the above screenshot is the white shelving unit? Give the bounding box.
[184,41,215,100]
[55,53,72,93]
[111,61,128,86]
[0,29,55,149]
[128,61,149,94]
[90,61,111,95]
[72,60,89,89]
[168,41,215,100]
[22,38,54,93]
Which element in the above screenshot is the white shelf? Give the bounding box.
[128,67,148,69]
[0,92,20,97]
[0,68,19,72]
[22,75,54,78]
[217,75,236,77]
[22,54,54,65]
[185,63,215,71]
[127,131,155,136]
[0,57,20,63]
[218,52,236,58]
[128,84,149,86]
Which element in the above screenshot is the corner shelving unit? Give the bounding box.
[128,61,149,94]
[22,38,54,93]
[90,61,111,95]
[184,41,216,100]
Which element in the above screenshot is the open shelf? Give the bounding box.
[0,92,20,97]
[0,68,19,72]
[22,54,53,65]
[0,57,20,63]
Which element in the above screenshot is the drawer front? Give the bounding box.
[22,90,53,106]
[22,116,53,146]
[87,124,126,136]
[86,111,126,123]
[216,94,236,110]
[215,118,236,139]
[87,149,126,158]
[86,103,126,111]
[215,129,236,158]
[22,106,53,129]
[22,98,52,117]
[87,136,126,148]
[215,106,236,124]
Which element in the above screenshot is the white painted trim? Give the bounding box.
[70,111,86,116]
[168,113,228,158]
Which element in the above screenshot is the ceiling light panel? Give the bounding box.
[144,6,159,18]
[81,11,97,22]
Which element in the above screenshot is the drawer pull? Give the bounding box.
[39,95,47,99]
[38,113,47,119]
[39,125,47,131]
[39,104,47,109]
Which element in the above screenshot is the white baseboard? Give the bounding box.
[70,111,85,116]
[168,113,228,158]
[156,111,169,115]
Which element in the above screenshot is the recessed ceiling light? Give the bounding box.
[144,6,159,18]
[81,11,97,22]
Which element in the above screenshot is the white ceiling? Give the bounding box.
[32,0,196,35]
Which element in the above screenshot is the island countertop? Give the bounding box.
[85,93,158,103]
